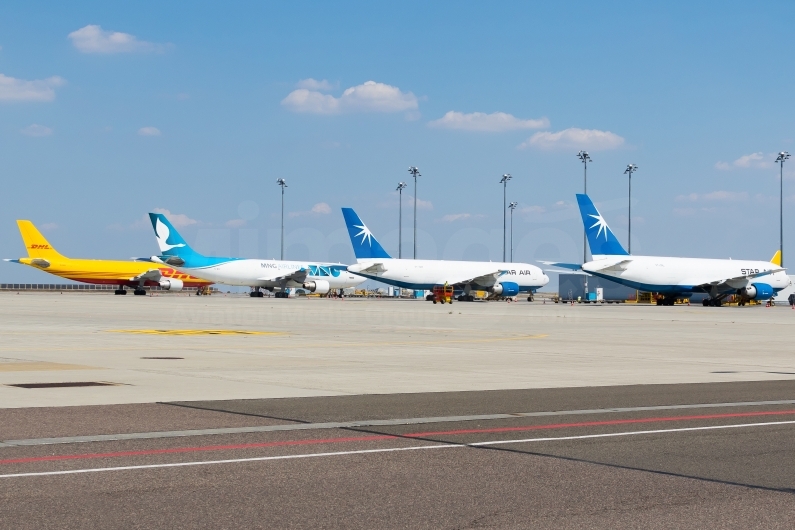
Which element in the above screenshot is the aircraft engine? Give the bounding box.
[738,283,774,300]
[303,279,330,294]
[159,278,184,291]
[490,281,520,297]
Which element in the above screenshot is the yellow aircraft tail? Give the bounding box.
[17,220,66,260]
[771,250,782,266]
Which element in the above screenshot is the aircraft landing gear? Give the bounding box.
[133,289,146,296]
[250,288,264,298]
[457,295,475,302]
[114,287,127,295]
[703,298,722,307]
[275,292,288,299]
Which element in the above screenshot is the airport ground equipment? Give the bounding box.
[148,213,364,296]
[542,194,789,307]
[341,207,549,306]
[432,284,454,304]
[4,220,212,294]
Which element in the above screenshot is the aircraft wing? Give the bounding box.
[697,268,786,289]
[258,268,308,283]
[129,269,163,282]
[439,269,504,287]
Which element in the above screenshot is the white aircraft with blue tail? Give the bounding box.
[544,194,790,306]
[147,213,365,297]
[341,208,549,303]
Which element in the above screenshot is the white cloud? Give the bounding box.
[311,202,332,214]
[296,78,334,91]
[715,152,774,170]
[676,191,749,202]
[428,111,549,132]
[152,208,197,228]
[138,126,161,136]
[441,213,472,222]
[225,219,246,228]
[20,124,53,137]
[518,128,625,151]
[0,74,65,102]
[68,25,165,54]
[282,80,418,115]
[289,202,334,218]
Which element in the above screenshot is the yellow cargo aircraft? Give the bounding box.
[5,220,212,295]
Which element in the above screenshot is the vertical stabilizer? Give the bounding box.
[576,194,630,256]
[341,208,392,260]
[16,221,66,259]
[148,213,202,258]
[771,250,782,266]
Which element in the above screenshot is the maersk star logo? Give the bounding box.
[353,224,374,246]
[588,213,610,240]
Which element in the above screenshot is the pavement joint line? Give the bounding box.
[3,419,795,479]
[3,399,795,448]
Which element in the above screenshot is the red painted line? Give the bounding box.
[0,435,395,465]
[404,409,795,438]
[3,409,795,466]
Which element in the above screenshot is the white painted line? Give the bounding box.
[2,419,794,479]
[4,399,795,448]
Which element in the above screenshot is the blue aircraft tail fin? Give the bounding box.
[576,194,629,256]
[148,213,205,260]
[341,208,392,260]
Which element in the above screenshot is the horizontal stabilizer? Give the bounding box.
[592,259,632,272]
[538,261,582,271]
[348,262,387,275]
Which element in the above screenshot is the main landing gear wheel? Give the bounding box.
[275,292,288,299]
[114,289,127,295]
[133,289,146,296]
[250,291,264,298]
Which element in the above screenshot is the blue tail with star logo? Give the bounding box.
[576,194,629,256]
[341,208,392,260]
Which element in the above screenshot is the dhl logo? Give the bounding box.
[158,267,193,280]
[29,244,51,249]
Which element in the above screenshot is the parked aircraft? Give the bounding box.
[147,213,365,297]
[340,208,549,303]
[5,220,210,295]
[544,194,790,306]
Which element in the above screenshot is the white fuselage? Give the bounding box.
[170,259,365,290]
[348,258,549,291]
[583,255,789,295]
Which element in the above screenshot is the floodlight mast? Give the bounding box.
[408,167,421,259]
[577,151,592,263]
[500,174,512,261]
[776,152,790,267]
[509,201,518,263]
[396,181,408,259]
[276,178,287,260]
[623,164,638,253]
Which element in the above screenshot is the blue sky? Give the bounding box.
[2,1,794,284]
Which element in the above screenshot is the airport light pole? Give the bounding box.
[577,151,592,263]
[624,164,638,254]
[500,174,512,262]
[776,152,790,267]
[396,181,408,259]
[276,178,287,260]
[408,166,421,259]
[509,201,518,263]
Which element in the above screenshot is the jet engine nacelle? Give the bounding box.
[303,279,330,294]
[739,283,774,300]
[159,278,184,291]
[490,281,520,297]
